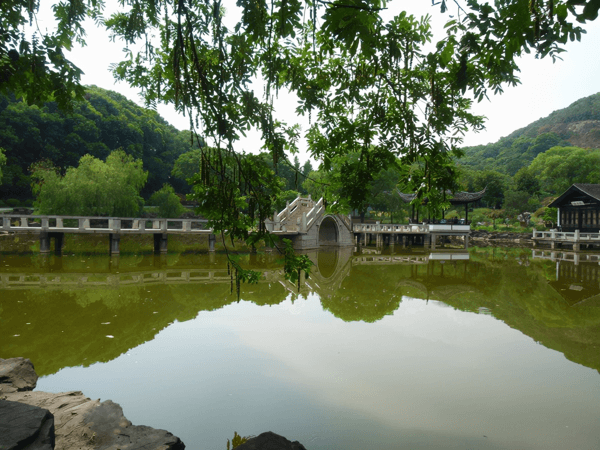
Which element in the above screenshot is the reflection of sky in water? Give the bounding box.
[38,295,600,450]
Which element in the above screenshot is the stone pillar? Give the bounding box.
[154,233,168,254]
[40,231,50,253]
[52,232,64,255]
[464,234,469,249]
[208,233,216,252]
[109,234,121,255]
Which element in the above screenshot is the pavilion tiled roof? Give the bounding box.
[548,184,600,208]
[396,188,486,205]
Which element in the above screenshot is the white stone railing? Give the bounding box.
[277,196,303,222]
[1,215,211,234]
[532,229,600,241]
[306,197,324,230]
[428,224,471,232]
[353,223,429,233]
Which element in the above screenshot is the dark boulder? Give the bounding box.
[235,432,307,450]
[0,400,54,450]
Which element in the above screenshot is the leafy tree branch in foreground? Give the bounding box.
[3,0,599,289]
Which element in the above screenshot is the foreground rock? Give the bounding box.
[236,432,308,450]
[0,401,54,450]
[0,357,39,392]
[0,358,185,450]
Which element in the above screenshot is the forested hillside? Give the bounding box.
[457,92,600,218]
[0,86,194,201]
[460,92,600,175]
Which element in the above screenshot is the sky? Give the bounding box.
[35,1,600,161]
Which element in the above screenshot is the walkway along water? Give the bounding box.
[1,196,471,254]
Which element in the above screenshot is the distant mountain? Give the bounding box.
[460,92,600,175]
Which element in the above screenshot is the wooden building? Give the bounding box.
[548,184,600,233]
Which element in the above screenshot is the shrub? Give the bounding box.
[150,184,185,218]
[6,198,19,207]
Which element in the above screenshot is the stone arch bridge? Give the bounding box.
[264,196,354,250]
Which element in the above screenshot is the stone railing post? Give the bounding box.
[301,212,307,232]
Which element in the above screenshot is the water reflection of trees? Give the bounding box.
[1,247,600,375]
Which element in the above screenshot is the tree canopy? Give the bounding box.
[31,150,147,216]
[3,0,600,284]
[0,86,193,201]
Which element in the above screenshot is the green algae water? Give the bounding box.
[1,234,600,449]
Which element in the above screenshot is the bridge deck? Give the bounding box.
[2,215,212,234]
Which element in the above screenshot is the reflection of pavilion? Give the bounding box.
[532,250,600,306]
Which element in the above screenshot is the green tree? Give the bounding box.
[5,0,599,289]
[543,207,558,227]
[528,146,600,194]
[31,150,147,216]
[172,149,202,185]
[513,167,541,196]
[0,88,192,201]
[150,184,185,218]
[503,190,530,218]
[473,170,508,209]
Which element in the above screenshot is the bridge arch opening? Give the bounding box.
[318,216,339,245]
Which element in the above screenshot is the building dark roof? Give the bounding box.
[396,188,486,205]
[548,184,600,208]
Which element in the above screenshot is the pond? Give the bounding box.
[1,235,600,449]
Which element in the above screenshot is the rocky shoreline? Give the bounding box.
[469,230,534,246]
[1,357,184,450]
[1,358,308,450]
